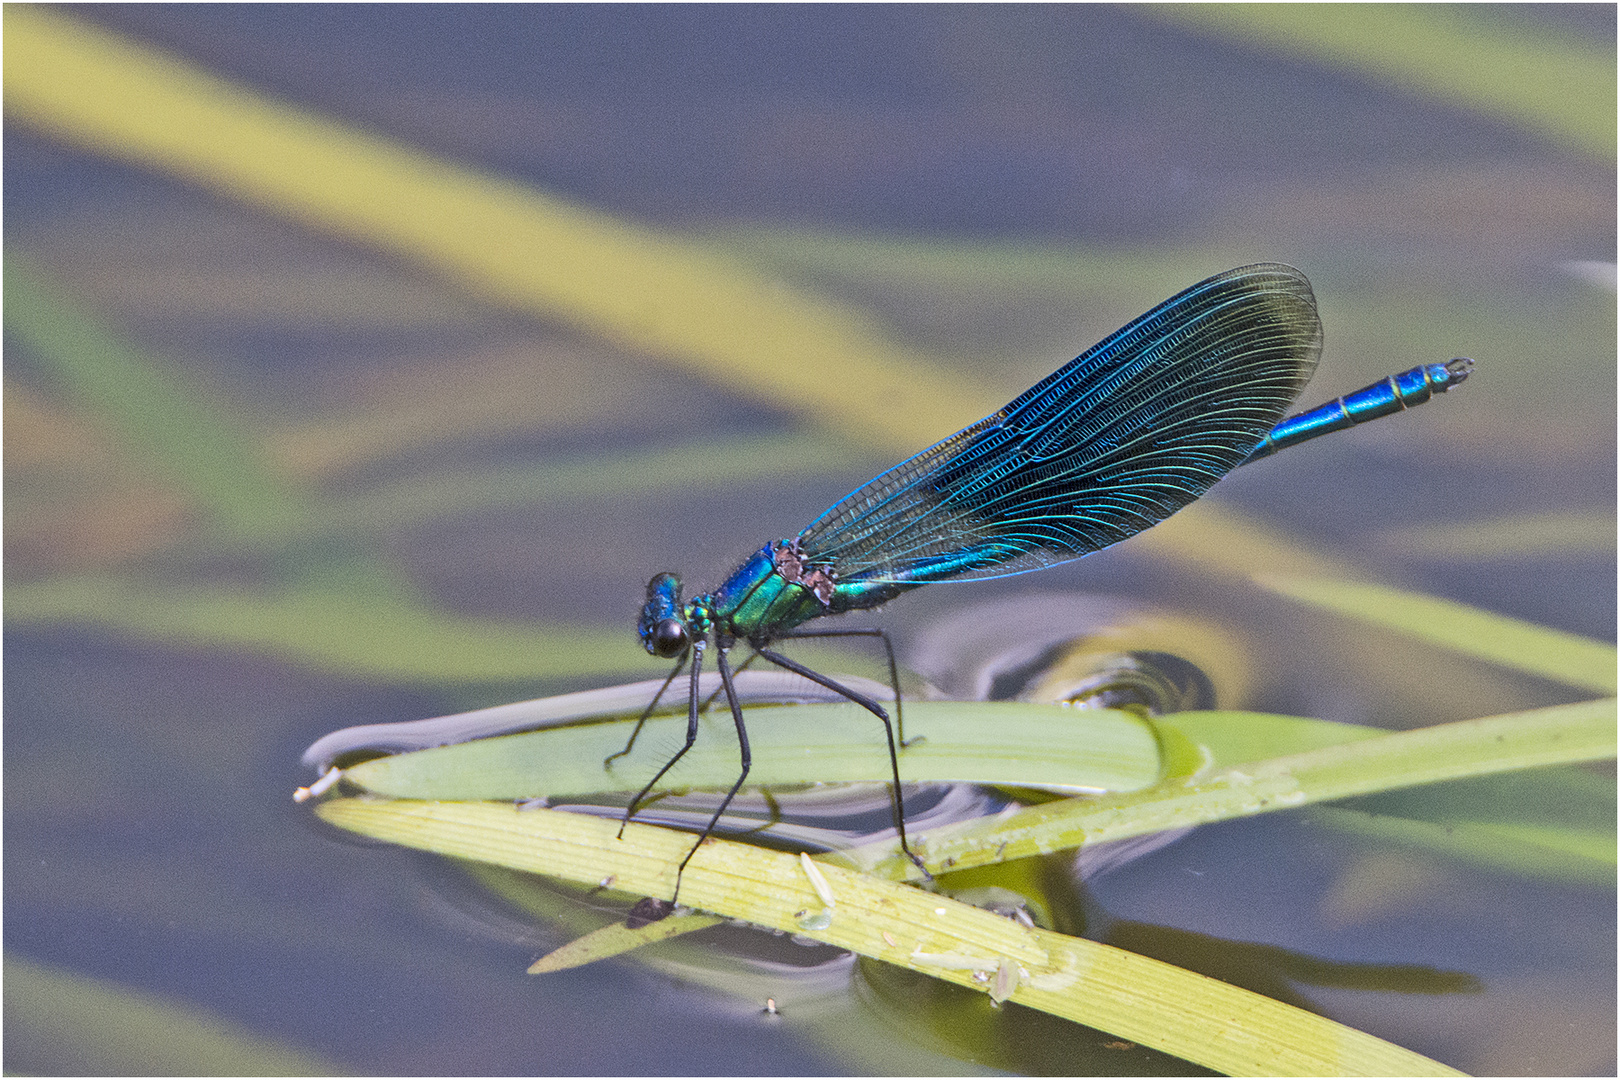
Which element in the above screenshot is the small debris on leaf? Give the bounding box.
[625,897,673,929]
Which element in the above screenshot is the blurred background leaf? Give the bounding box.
[4,955,335,1076]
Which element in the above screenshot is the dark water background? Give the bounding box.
[5,5,1615,1075]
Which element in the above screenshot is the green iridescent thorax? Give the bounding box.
[704,540,915,641]
[705,542,824,639]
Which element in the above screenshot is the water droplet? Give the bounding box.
[796,909,832,931]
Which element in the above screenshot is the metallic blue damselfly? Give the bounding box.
[614,263,1472,898]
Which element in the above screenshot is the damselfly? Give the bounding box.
[613,263,1471,898]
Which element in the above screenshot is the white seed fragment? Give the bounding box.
[799,852,836,909]
[990,956,1020,1004]
[293,766,342,802]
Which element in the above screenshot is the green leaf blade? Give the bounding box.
[342,700,1165,800]
[856,698,1618,879]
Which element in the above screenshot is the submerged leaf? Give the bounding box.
[527,912,725,974]
[1257,575,1618,693]
[1314,806,1616,884]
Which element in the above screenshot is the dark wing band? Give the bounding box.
[797,263,1322,584]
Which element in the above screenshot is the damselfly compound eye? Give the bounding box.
[652,618,688,658]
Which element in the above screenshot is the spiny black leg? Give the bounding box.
[775,626,917,747]
[619,638,705,841]
[754,644,932,882]
[672,641,753,901]
[606,653,687,769]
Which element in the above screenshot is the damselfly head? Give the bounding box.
[639,572,690,657]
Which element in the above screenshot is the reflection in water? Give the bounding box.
[907,592,1249,708]
[553,783,1003,858]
